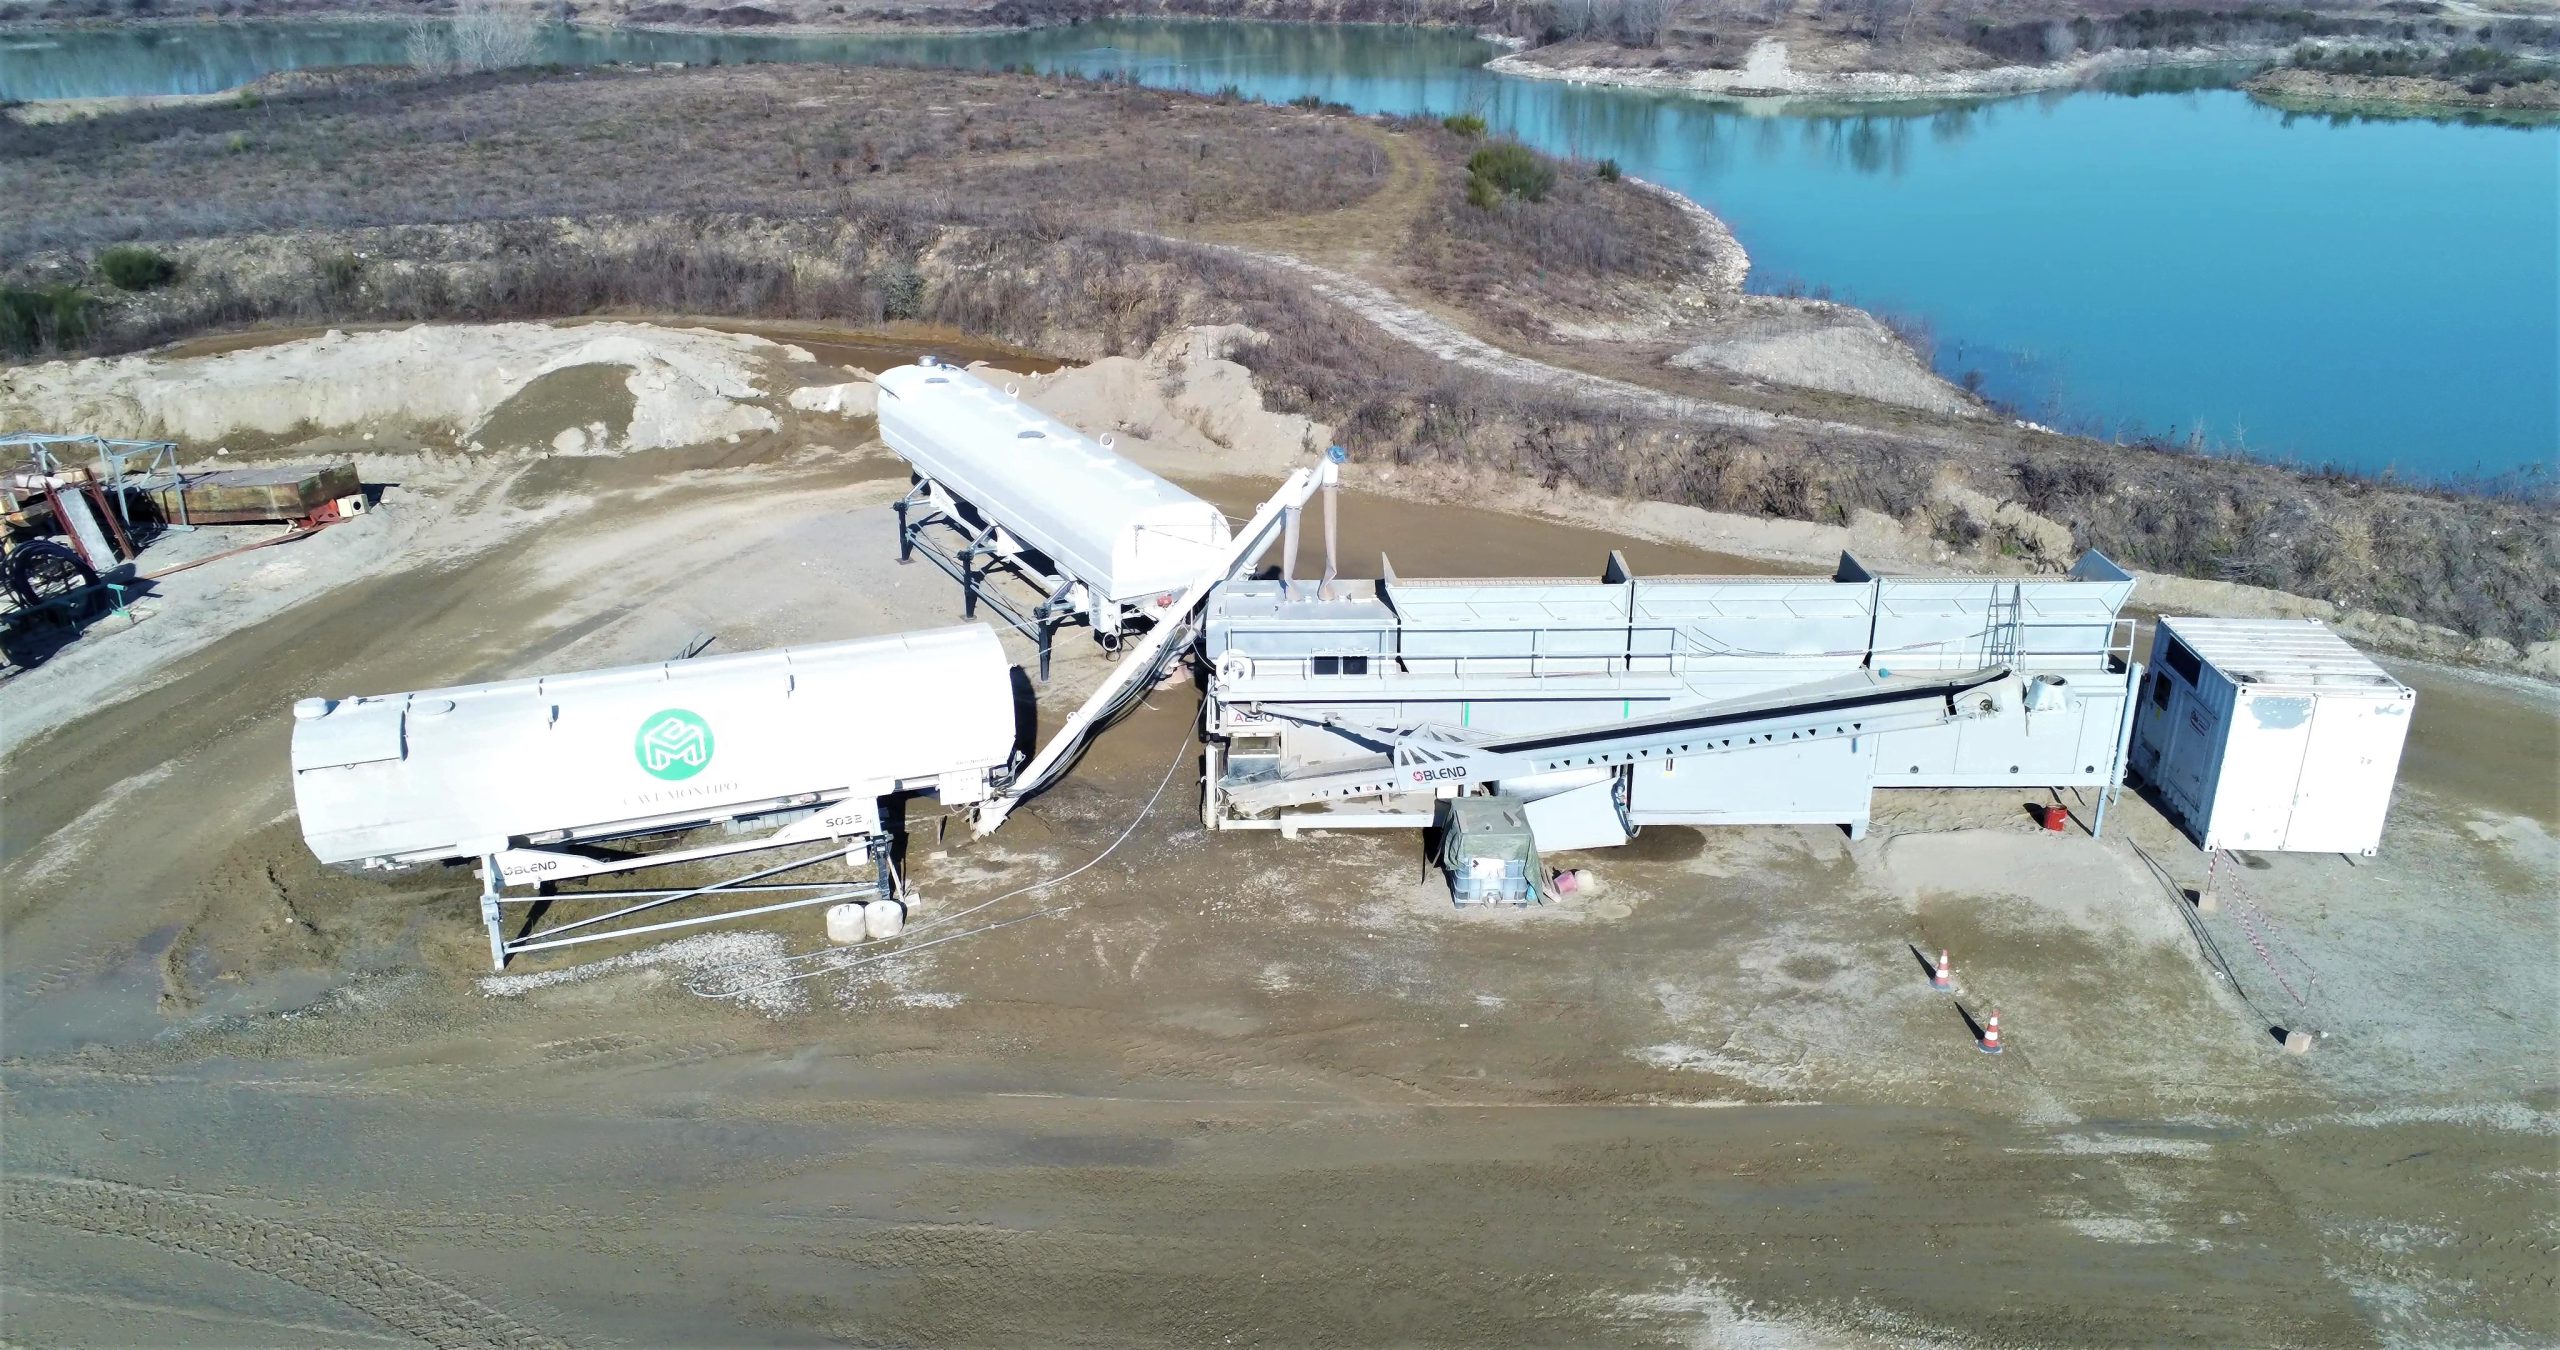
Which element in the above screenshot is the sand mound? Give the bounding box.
[1019,324,1331,475]
[1672,301,1976,417]
[0,322,805,452]
[471,363,639,454]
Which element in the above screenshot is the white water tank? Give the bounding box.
[290,625,1018,868]
[874,361,1232,607]
[2130,618,2413,855]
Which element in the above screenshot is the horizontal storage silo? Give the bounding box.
[290,624,1018,869]
[875,361,1232,619]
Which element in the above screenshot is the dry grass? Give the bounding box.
[0,64,1394,254]
[1396,122,1713,337]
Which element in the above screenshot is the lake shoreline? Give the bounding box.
[8,11,2538,124]
[4,16,2550,496]
[1486,39,2281,101]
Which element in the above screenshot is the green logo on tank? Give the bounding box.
[635,709,714,781]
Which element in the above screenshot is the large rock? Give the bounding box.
[789,377,877,418]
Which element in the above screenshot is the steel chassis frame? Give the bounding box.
[894,477,1100,681]
[475,832,899,971]
[4,432,190,534]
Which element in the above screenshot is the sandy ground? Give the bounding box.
[3,322,2555,1347]
[1670,302,1975,417]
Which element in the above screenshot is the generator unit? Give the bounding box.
[290,624,1019,966]
[2129,617,2412,855]
[875,359,1233,678]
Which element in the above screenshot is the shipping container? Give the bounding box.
[2129,618,2412,855]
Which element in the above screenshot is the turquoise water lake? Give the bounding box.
[4,19,2553,480]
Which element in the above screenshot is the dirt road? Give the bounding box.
[3,350,2553,1345]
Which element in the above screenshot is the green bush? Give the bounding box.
[1595,157,1622,182]
[315,251,363,298]
[1,285,94,356]
[98,244,178,292]
[1289,92,1325,108]
[1465,142,1555,206]
[1441,112,1487,137]
[877,261,924,321]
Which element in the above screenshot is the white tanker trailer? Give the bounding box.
[876,358,1233,679]
[290,624,1018,968]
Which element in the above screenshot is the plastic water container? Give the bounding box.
[825,902,867,945]
[1453,855,1528,906]
[863,899,906,941]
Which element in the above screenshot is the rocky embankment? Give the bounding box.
[2242,65,2560,116]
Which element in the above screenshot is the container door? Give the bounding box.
[2150,684,2215,831]
[2281,694,2413,855]
[2205,692,2317,851]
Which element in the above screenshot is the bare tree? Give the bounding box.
[406,0,547,75]
[1564,0,1668,45]
[403,14,455,75]
[452,0,545,71]
[1616,0,1670,45]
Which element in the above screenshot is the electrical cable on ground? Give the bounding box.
[2130,837,2296,1032]
[694,723,1194,1001]
[141,522,324,581]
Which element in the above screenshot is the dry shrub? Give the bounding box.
[404,0,545,76]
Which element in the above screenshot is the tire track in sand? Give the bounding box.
[6,1173,575,1349]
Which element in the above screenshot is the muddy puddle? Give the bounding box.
[1190,476,1789,579]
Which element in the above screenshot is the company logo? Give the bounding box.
[635,709,714,781]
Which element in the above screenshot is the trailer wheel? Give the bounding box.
[7,540,96,609]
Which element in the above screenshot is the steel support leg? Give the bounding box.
[895,500,913,564]
[480,856,507,971]
[869,834,897,904]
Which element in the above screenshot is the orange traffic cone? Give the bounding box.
[1979,1009,2004,1055]
[1932,949,1954,992]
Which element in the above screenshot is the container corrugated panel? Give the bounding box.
[875,363,1231,604]
[291,624,1017,867]
[2131,618,2412,855]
